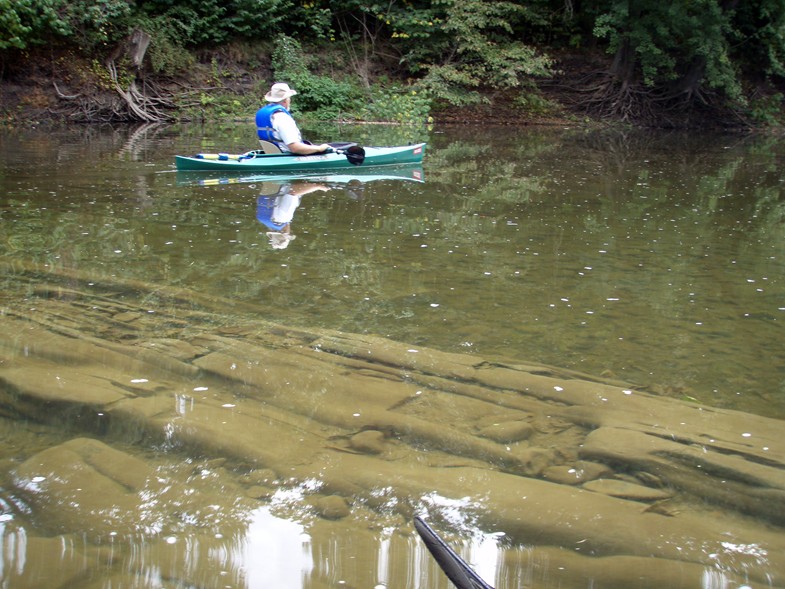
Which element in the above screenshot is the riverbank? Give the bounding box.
[1,45,774,130]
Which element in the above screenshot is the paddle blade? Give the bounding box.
[345,145,365,165]
[414,517,495,589]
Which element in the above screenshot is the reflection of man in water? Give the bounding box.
[256,182,330,249]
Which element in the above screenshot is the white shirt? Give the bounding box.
[271,192,302,225]
[271,110,303,152]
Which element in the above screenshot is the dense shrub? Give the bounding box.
[270,34,362,119]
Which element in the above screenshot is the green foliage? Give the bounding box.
[418,64,483,106]
[223,0,292,40]
[65,0,133,48]
[0,0,70,49]
[90,58,131,89]
[295,75,360,120]
[0,0,133,51]
[0,0,31,49]
[270,34,310,79]
[292,1,333,40]
[401,0,553,106]
[592,3,626,55]
[730,0,785,80]
[136,0,291,46]
[270,34,361,119]
[4,0,785,126]
[361,87,432,124]
[513,0,594,49]
[593,0,741,98]
[513,87,561,116]
[316,0,440,61]
[443,0,523,51]
[376,3,442,46]
[138,1,228,45]
[199,93,246,118]
[174,89,255,122]
[133,14,195,75]
[747,93,784,125]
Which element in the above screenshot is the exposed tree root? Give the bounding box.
[49,30,176,123]
[541,68,744,129]
[50,82,174,123]
[106,60,174,123]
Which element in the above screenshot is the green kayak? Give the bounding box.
[175,143,425,172]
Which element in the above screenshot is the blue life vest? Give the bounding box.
[255,104,289,147]
[256,195,288,231]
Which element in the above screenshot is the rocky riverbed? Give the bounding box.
[1,261,783,588]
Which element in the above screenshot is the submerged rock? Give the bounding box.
[349,429,387,454]
[477,420,534,443]
[1,289,784,587]
[12,438,153,536]
[541,461,613,485]
[10,437,258,538]
[582,478,673,501]
[310,495,351,520]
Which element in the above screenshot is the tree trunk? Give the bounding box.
[671,55,707,100]
[608,0,641,91]
[108,28,151,71]
[609,37,636,90]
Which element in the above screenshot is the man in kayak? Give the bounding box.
[256,83,331,155]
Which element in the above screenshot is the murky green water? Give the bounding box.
[1,123,784,588]
[4,124,783,415]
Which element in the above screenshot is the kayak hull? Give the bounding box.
[175,143,425,172]
[177,164,425,187]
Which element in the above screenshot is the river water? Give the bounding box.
[0,123,783,588]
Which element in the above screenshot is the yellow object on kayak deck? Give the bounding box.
[195,153,244,161]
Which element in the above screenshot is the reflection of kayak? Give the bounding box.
[177,164,425,187]
[175,143,425,172]
[414,516,495,589]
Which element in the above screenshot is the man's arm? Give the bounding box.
[286,141,331,155]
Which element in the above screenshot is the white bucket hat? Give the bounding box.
[267,231,296,249]
[265,82,297,102]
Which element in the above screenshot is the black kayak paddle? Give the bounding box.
[343,145,365,165]
[414,516,495,589]
[327,142,366,165]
